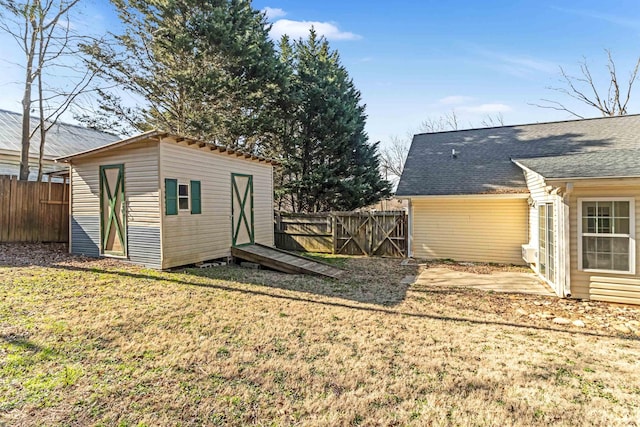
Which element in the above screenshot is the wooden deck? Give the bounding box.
[231,244,344,279]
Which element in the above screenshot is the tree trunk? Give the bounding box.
[19,7,40,181]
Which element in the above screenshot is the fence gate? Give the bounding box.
[333,211,407,257]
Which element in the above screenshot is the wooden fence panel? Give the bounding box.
[0,175,69,243]
[274,210,407,257]
[274,212,333,253]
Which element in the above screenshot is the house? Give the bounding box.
[56,130,277,270]
[396,115,640,305]
[0,109,119,179]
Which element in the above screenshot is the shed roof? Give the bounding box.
[396,114,640,196]
[0,109,119,158]
[55,130,279,165]
[514,149,640,180]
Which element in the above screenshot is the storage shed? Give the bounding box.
[57,130,277,269]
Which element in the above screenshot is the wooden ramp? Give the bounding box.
[231,244,344,279]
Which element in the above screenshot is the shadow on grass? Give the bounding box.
[51,264,639,341]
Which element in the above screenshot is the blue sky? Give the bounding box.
[1,0,640,146]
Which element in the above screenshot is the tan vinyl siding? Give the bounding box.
[70,141,161,266]
[411,197,528,265]
[522,169,546,250]
[160,141,274,269]
[568,182,640,304]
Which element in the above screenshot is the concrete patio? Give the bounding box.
[413,267,555,296]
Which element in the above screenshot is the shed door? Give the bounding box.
[231,173,254,246]
[100,164,126,256]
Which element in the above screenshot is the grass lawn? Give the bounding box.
[1,244,639,426]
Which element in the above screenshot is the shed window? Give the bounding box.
[179,184,189,210]
[579,199,635,274]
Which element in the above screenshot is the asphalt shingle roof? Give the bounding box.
[396,115,640,196]
[0,109,119,158]
[514,149,640,179]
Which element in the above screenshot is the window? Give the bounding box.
[165,178,202,215]
[179,184,189,210]
[579,199,635,273]
[538,203,555,282]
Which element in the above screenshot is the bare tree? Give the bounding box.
[418,110,459,133]
[381,110,511,188]
[0,0,97,180]
[480,112,505,127]
[379,135,409,185]
[533,49,640,119]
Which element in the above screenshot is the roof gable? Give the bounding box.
[396,115,640,196]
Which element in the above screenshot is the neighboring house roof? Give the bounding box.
[396,114,640,196]
[56,130,280,165]
[0,109,119,159]
[514,149,640,180]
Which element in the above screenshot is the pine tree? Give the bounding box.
[79,0,284,150]
[277,30,391,212]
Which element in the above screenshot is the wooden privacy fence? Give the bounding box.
[275,210,407,257]
[0,175,69,243]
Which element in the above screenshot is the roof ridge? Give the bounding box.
[413,114,640,137]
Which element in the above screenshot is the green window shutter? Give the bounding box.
[165,178,178,215]
[190,180,201,214]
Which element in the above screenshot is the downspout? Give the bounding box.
[407,198,413,258]
[563,182,573,297]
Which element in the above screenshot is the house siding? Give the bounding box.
[70,141,161,267]
[410,197,528,265]
[159,141,274,269]
[568,182,640,304]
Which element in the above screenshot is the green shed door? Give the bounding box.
[100,164,126,257]
[231,173,254,246]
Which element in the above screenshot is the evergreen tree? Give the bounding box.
[277,30,391,212]
[79,0,283,150]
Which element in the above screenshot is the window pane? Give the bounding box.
[179,198,189,210]
[598,217,611,233]
[597,202,612,218]
[583,202,597,217]
[614,201,630,218]
[612,237,629,254]
[595,253,613,270]
[179,184,189,197]
[613,253,630,271]
[583,217,597,233]
[596,237,611,252]
[614,218,630,234]
[583,236,596,252]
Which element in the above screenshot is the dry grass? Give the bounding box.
[1,244,640,426]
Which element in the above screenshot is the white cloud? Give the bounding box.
[438,95,474,105]
[270,19,361,41]
[460,103,512,113]
[262,7,286,20]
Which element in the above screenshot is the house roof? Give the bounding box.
[0,109,120,159]
[396,114,640,196]
[514,149,640,180]
[55,130,279,165]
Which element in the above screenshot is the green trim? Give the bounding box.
[99,164,126,257]
[165,178,178,215]
[190,180,201,214]
[231,173,254,246]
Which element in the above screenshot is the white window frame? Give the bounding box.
[178,183,190,211]
[578,197,635,275]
